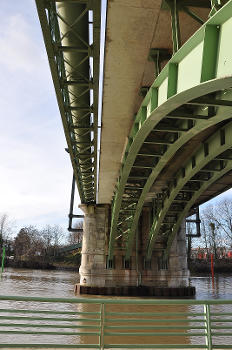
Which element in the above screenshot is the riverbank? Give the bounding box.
[189,258,232,273]
[4,258,232,273]
[4,259,78,271]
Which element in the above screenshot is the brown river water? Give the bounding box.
[0,268,231,348]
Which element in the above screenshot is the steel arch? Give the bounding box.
[109,0,232,260]
[146,121,232,259]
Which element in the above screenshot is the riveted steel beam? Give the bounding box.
[187,98,232,107]
[146,122,232,259]
[35,0,101,204]
[109,1,232,261]
[166,0,181,53]
[165,159,232,256]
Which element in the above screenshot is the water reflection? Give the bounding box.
[0,268,79,297]
[191,273,232,299]
[77,300,193,347]
[0,268,232,346]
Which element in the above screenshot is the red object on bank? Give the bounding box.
[211,254,214,280]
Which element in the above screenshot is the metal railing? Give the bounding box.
[0,295,232,349]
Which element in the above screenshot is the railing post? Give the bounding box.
[100,303,105,350]
[1,247,5,277]
[204,303,212,350]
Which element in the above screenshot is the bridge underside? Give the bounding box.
[106,0,232,264]
[79,0,232,294]
[37,0,232,294]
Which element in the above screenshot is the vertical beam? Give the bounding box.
[166,0,181,53]
[201,25,220,82]
[210,0,222,17]
[68,173,76,231]
[167,63,178,98]
[204,304,212,350]
[147,88,158,116]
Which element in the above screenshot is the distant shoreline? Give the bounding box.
[4,259,78,271]
[189,258,232,274]
[4,258,232,274]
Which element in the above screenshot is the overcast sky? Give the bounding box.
[0,1,231,235]
[0,0,80,233]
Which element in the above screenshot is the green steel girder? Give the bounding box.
[166,0,181,53]
[146,122,232,259]
[124,101,232,259]
[108,0,232,261]
[58,243,82,254]
[165,159,232,257]
[36,0,101,204]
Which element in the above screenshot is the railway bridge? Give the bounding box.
[36,0,232,296]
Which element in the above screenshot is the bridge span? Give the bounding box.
[36,0,232,296]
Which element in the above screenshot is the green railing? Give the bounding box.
[0,295,232,349]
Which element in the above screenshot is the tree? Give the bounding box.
[0,213,14,247]
[201,216,209,250]
[68,221,83,245]
[14,226,43,260]
[41,224,64,250]
[213,199,232,243]
[52,225,65,247]
[199,205,225,259]
[14,227,32,259]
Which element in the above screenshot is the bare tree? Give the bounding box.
[68,221,83,245]
[213,199,232,243]
[52,225,65,247]
[41,224,65,248]
[200,206,225,259]
[0,213,15,248]
[40,225,53,252]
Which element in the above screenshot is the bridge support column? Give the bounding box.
[76,205,194,296]
[140,208,190,289]
[78,204,109,287]
[168,221,190,287]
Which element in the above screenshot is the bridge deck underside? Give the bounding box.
[107,0,232,261]
[99,0,210,204]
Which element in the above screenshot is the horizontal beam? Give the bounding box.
[187,98,232,107]
[109,1,232,260]
[146,122,232,259]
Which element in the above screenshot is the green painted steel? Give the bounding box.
[109,0,232,261]
[166,0,181,53]
[146,122,232,259]
[0,295,232,349]
[36,0,101,203]
[58,242,82,253]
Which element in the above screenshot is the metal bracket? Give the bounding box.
[209,0,223,16]
[186,207,201,237]
[148,48,171,76]
[139,86,150,98]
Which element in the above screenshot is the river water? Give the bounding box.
[0,268,231,347]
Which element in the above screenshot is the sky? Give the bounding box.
[0,0,79,233]
[0,0,231,236]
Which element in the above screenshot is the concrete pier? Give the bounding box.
[77,205,194,297]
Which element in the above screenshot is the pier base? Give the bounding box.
[75,284,195,297]
[78,205,193,296]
